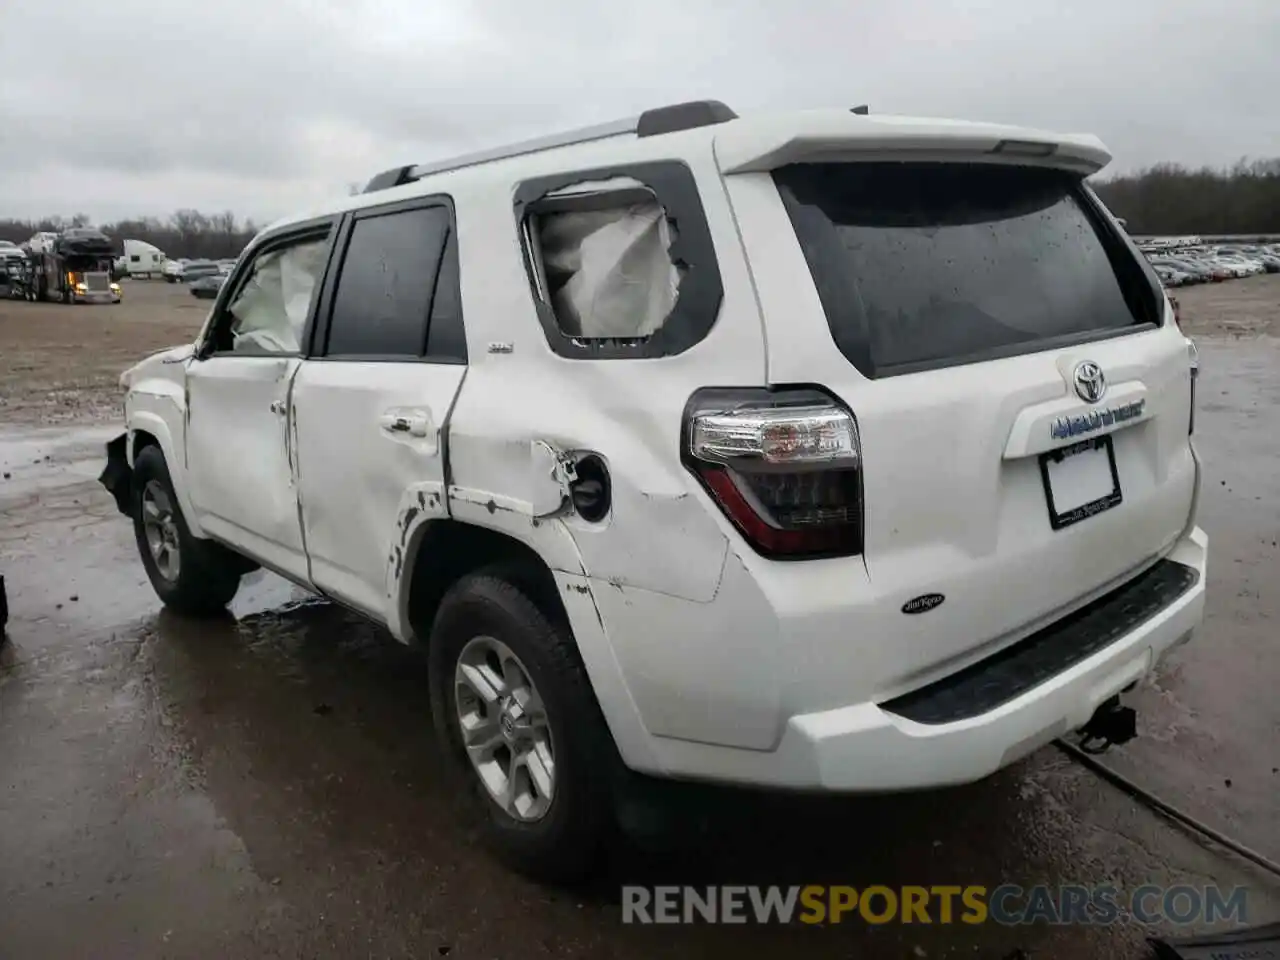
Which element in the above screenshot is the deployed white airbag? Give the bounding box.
[538,199,681,339]
[229,239,327,352]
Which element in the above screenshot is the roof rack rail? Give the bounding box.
[362,99,738,194]
[636,99,737,137]
[362,165,417,193]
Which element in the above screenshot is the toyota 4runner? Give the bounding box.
[101,100,1206,880]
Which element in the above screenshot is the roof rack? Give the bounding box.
[362,99,738,193]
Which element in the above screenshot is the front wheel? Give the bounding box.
[131,445,243,616]
[429,572,616,882]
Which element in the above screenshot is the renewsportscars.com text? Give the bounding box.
[621,884,1249,926]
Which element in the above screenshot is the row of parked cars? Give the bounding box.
[1146,244,1280,287]
[162,257,238,283]
[159,257,235,299]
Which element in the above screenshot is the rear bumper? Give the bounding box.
[588,527,1206,791]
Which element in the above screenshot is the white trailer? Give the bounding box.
[121,239,167,278]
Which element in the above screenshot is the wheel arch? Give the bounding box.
[396,517,578,647]
[127,408,204,537]
[400,515,662,776]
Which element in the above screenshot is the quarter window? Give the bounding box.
[524,178,683,342]
[514,161,724,360]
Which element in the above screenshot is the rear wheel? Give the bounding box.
[132,445,242,616]
[429,572,616,882]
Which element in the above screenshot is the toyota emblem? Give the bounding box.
[1072,361,1106,403]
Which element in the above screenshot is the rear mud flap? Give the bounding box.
[99,433,133,516]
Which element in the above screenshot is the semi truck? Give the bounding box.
[26,228,122,304]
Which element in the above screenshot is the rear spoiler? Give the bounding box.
[714,111,1111,177]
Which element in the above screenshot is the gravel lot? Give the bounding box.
[1,277,1277,958]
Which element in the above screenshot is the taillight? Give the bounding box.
[682,387,863,559]
[1186,337,1198,435]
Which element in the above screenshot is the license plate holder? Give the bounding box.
[1039,435,1122,530]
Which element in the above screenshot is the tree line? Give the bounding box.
[1,157,1278,255]
[0,210,258,260]
[1092,157,1280,236]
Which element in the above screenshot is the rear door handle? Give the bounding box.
[378,409,433,438]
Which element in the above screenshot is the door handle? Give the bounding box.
[269,399,286,415]
[378,409,432,438]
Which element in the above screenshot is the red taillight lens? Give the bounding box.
[683,387,863,559]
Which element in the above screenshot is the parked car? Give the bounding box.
[162,258,189,282]
[1161,260,1212,284]
[101,100,1206,881]
[179,260,222,282]
[1183,256,1232,281]
[1,250,32,299]
[1152,264,1192,288]
[1213,254,1263,277]
[1244,251,1280,273]
[1157,256,1219,283]
[188,274,226,299]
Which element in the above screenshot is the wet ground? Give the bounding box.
[1,280,1278,958]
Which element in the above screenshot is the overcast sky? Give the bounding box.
[2,0,1276,225]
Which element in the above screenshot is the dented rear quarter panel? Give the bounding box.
[419,146,790,757]
[440,147,768,603]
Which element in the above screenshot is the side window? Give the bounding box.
[129,254,141,263]
[323,204,451,358]
[515,161,723,359]
[526,178,682,341]
[214,232,331,355]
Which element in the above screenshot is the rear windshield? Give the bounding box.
[774,163,1160,377]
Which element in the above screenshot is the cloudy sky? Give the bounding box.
[2,0,1276,225]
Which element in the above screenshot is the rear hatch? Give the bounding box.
[720,131,1197,692]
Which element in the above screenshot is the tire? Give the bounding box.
[131,445,242,616]
[428,571,616,882]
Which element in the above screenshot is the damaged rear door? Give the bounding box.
[291,197,467,619]
[184,223,336,582]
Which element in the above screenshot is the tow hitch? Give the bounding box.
[1076,695,1138,754]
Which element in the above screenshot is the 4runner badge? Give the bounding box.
[1050,399,1146,440]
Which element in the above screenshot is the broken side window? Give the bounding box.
[226,235,330,354]
[515,161,724,360]
[523,177,685,344]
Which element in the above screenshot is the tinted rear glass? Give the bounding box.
[774,163,1158,376]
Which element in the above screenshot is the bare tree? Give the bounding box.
[1093,156,1280,235]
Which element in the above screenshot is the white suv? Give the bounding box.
[101,100,1206,880]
